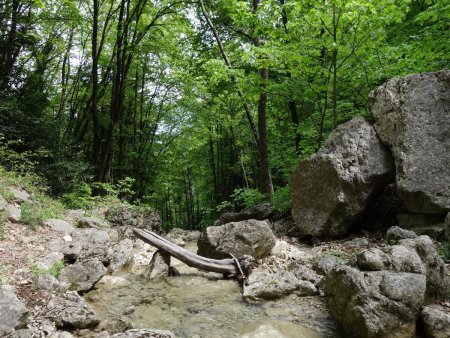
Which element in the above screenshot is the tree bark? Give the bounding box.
[253,0,273,196]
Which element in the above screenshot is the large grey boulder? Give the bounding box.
[370,70,450,214]
[325,265,426,338]
[290,115,394,236]
[58,260,107,292]
[0,288,29,335]
[421,305,450,338]
[44,219,75,235]
[197,219,276,260]
[57,228,111,263]
[45,292,99,329]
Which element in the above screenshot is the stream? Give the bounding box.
[85,243,338,338]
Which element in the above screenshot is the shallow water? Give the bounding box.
[85,244,338,338]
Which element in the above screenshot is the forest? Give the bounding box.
[0,0,448,231]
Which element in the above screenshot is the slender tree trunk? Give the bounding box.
[92,0,101,179]
[253,0,273,196]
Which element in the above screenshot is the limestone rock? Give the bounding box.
[197,219,275,260]
[421,305,450,338]
[33,252,64,271]
[44,219,75,235]
[34,275,69,293]
[46,291,99,329]
[215,202,273,226]
[370,70,450,214]
[243,268,300,300]
[7,187,30,204]
[399,236,450,300]
[144,251,170,280]
[0,288,29,335]
[49,228,113,264]
[356,247,390,271]
[314,255,343,276]
[297,280,319,296]
[110,329,175,338]
[325,265,426,338]
[290,115,394,236]
[58,260,107,292]
[108,239,134,273]
[78,216,108,229]
[386,226,417,243]
[6,204,21,222]
[72,228,111,262]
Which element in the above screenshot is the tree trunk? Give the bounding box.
[133,228,256,280]
[253,0,273,196]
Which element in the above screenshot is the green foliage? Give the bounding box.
[438,242,450,261]
[215,200,234,213]
[30,260,65,278]
[62,183,93,210]
[0,134,36,174]
[21,199,64,229]
[1,0,447,231]
[271,186,291,212]
[230,188,264,210]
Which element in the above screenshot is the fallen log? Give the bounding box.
[132,228,256,281]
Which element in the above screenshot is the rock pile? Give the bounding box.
[325,228,449,338]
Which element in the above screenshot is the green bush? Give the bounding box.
[21,198,64,229]
[271,186,291,212]
[230,188,264,210]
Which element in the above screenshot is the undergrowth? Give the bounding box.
[30,260,65,278]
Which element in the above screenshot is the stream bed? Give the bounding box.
[85,243,338,338]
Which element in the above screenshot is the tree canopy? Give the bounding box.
[0,0,448,230]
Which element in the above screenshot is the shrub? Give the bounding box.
[271,186,291,212]
[21,198,64,229]
[230,188,264,210]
